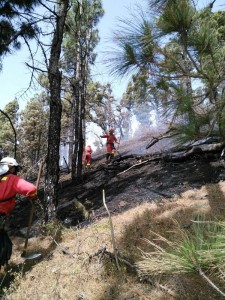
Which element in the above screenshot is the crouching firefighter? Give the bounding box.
[0,157,37,268]
[100,128,120,162]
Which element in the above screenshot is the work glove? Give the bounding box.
[28,193,37,201]
[0,229,12,268]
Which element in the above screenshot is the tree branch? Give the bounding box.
[102,189,120,271]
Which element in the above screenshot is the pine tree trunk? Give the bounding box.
[71,27,81,180]
[44,0,69,222]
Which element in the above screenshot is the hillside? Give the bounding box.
[1,132,225,299]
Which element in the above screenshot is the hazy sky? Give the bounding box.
[0,0,224,110]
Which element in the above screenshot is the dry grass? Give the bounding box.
[1,181,225,299]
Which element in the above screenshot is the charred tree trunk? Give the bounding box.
[71,17,82,180]
[70,0,102,181]
[77,27,92,178]
[44,0,69,222]
[71,2,85,181]
[71,81,81,180]
[68,104,75,168]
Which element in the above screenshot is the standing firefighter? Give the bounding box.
[83,145,93,171]
[0,157,37,268]
[100,128,120,162]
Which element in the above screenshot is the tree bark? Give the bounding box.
[44,0,69,222]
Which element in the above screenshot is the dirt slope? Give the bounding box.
[2,132,225,299]
[54,133,225,226]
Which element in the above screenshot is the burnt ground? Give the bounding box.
[53,133,225,227]
[6,133,225,232]
[55,152,225,225]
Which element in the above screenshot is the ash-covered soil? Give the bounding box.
[55,135,225,226]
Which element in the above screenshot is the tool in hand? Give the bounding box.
[21,160,43,260]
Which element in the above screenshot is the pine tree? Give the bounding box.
[0,100,19,157]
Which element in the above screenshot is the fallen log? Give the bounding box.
[163,142,225,162]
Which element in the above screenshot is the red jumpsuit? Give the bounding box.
[83,145,92,166]
[0,174,37,216]
[100,133,118,154]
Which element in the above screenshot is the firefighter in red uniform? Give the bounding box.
[100,128,120,162]
[0,157,37,268]
[83,145,93,170]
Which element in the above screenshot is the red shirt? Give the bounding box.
[85,146,92,155]
[0,174,37,215]
[101,134,118,144]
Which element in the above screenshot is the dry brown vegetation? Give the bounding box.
[1,183,225,299]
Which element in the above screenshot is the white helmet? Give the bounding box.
[0,157,19,166]
[0,157,20,175]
